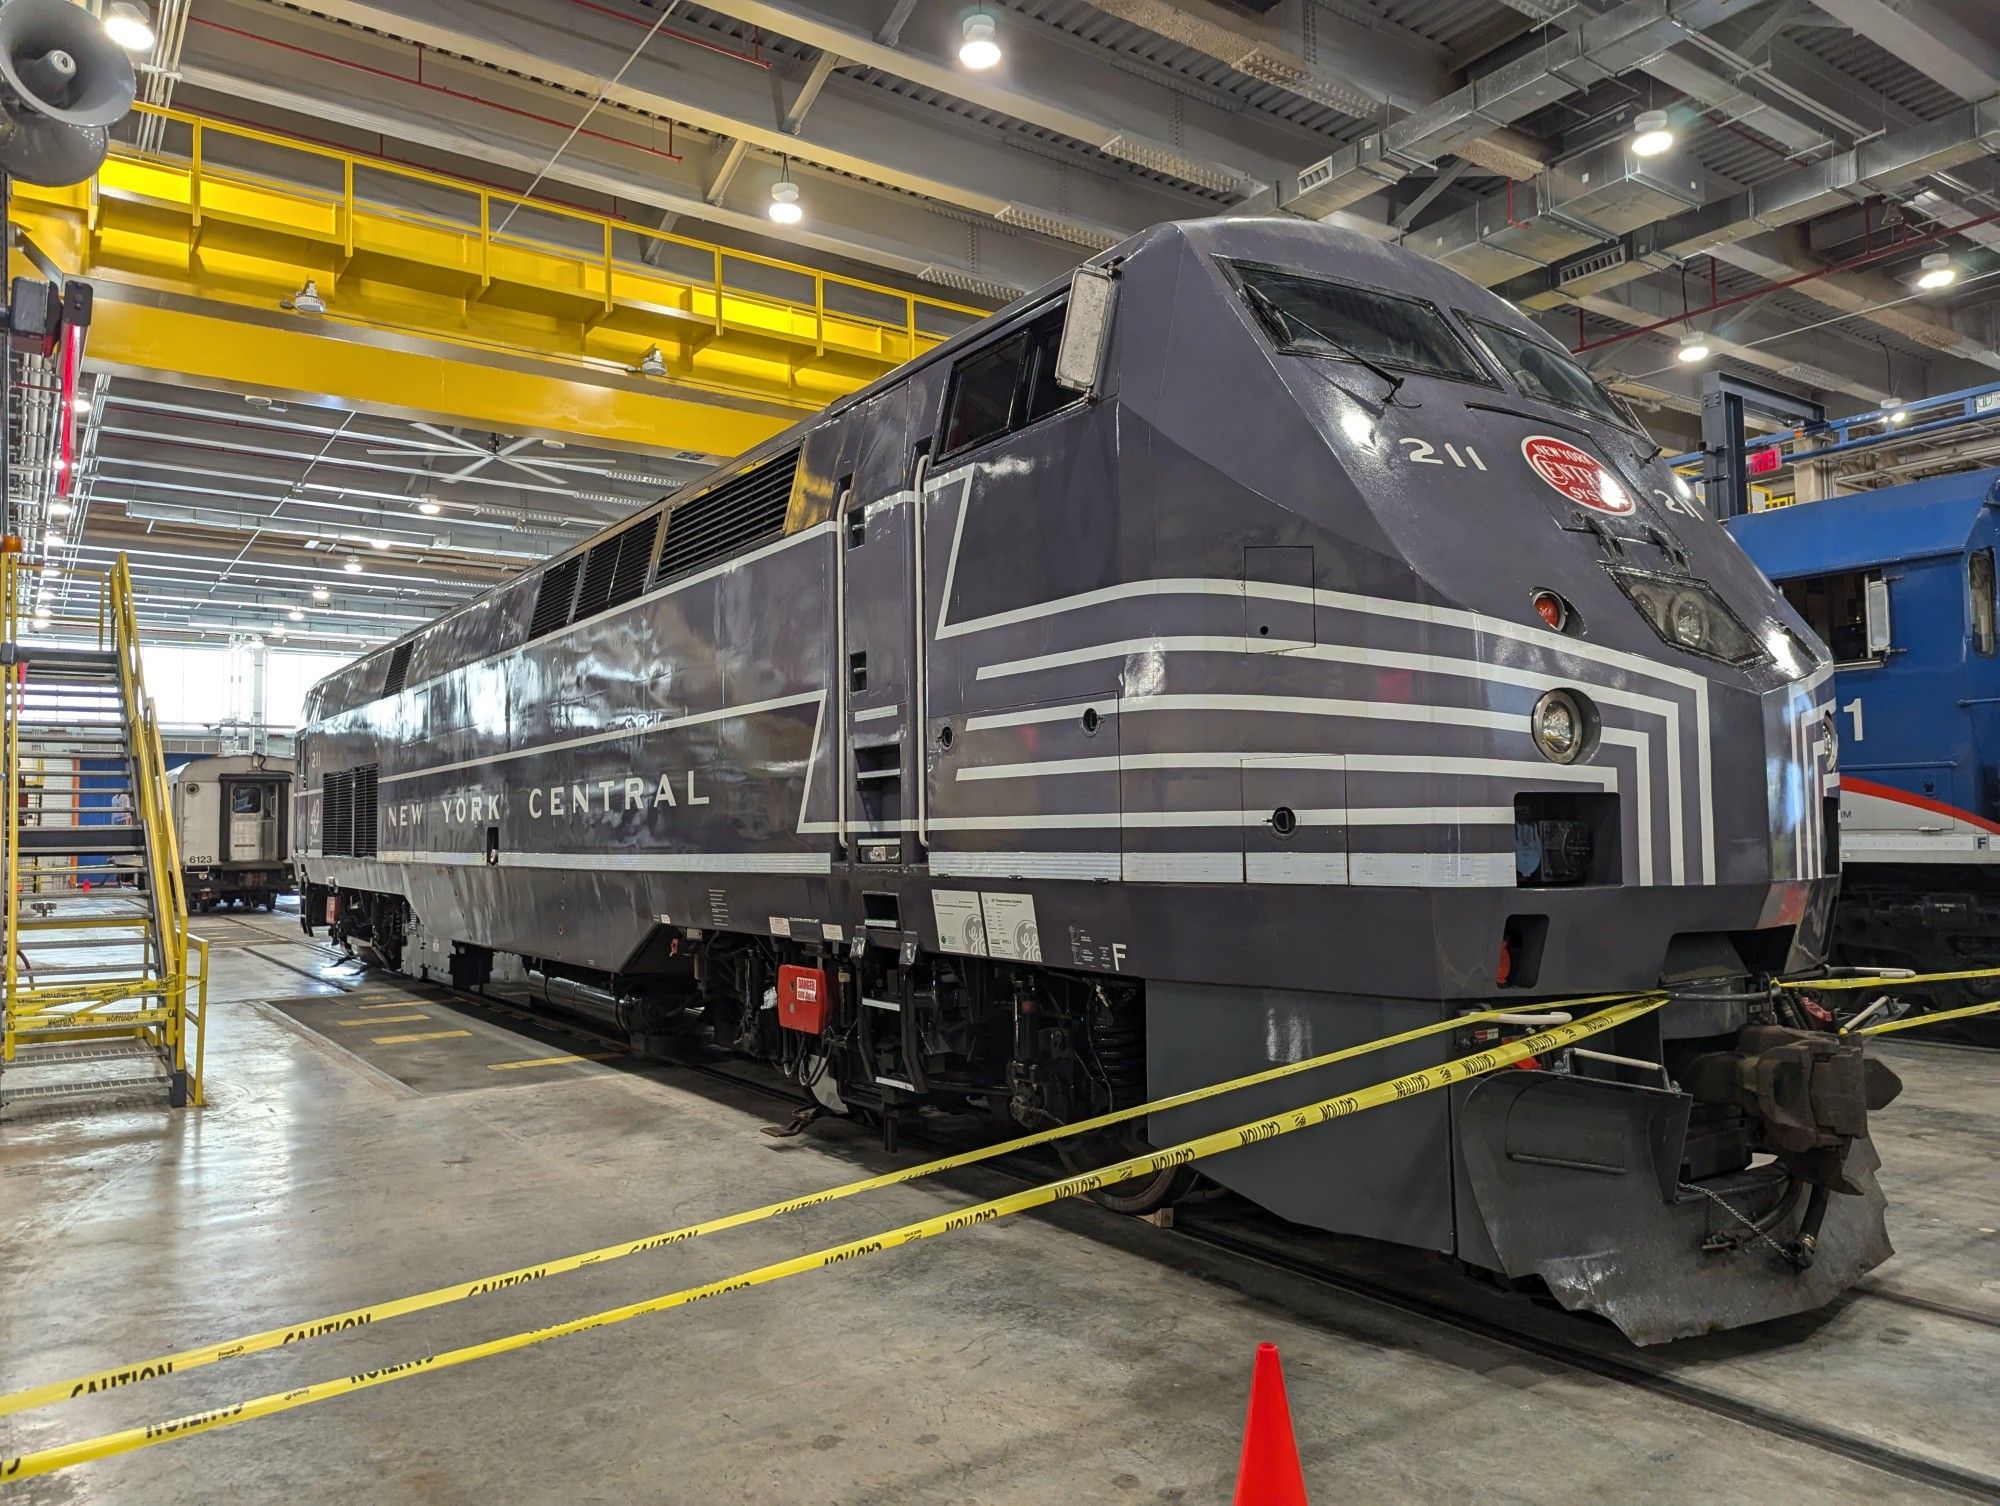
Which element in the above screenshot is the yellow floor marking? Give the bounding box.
[371,1029,473,1045]
[486,1051,621,1072]
[340,1013,428,1026]
[353,1001,427,1010]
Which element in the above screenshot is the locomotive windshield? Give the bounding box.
[1462,316,1643,434]
[1228,261,1490,384]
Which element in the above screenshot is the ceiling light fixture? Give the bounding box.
[369,537,390,550]
[342,559,363,574]
[768,158,803,225]
[70,396,89,416]
[283,278,327,315]
[1676,330,1710,363]
[417,499,443,516]
[312,585,331,601]
[959,11,1001,69]
[48,501,69,518]
[103,1,155,52]
[288,607,305,621]
[1915,251,1957,290]
[1630,109,1674,158]
[634,344,668,378]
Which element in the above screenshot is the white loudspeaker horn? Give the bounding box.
[0,0,137,186]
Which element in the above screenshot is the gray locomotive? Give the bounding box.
[297,219,1900,1343]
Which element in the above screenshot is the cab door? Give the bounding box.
[836,384,920,867]
[225,780,265,862]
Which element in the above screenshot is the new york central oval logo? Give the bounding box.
[1521,434,1634,514]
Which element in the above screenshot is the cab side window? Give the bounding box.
[1971,549,1996,656]
[939,303,1072,461]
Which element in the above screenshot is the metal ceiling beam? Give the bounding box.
[1563,286,1894,402]
[681,0,1343,196]
[1806,0,2000,104]
[1707,233,2000,375]
[266,0,1205,250]
[1076,0,1547,180]
[1285,0,1756,217]
[177,5,1071,296]
[1489,0,1837,158]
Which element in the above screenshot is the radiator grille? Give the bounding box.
[352,765,379,858]
[573,512,662,622]
[322,770,353,857]
[319,765,379,857]
[655,450,798,586]
[527,555,583,641]
[382,641,413,696]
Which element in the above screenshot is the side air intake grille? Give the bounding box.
[573,512,662,622]
[352,765,379,858]
[655,450,798,586]
[382,642,413,697]
[528,555,584,641]
[322,770,354,857]
[319,765,379,856]
[608,512,661,609]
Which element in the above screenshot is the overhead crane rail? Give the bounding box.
[9,104,988,455]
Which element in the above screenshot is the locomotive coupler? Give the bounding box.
[1681,1025,1903,1195]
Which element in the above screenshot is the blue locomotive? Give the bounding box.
[1728,466,2000,1043]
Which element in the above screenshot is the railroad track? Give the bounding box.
[332,962,2000,1501]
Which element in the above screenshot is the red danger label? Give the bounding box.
[1520,435,1633,514]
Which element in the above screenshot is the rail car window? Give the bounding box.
[1781,568,1888,664]
[938,303,1076,461]
[1227,262,1489,383]
[231,786,261,815]
[1461,315,1642,432]
[1972,550,1996,656]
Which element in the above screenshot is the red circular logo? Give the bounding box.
[1520,435,1633,514]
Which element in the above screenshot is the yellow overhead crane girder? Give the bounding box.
[9,105,987,456]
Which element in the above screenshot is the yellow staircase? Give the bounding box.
[1,554,209,1111]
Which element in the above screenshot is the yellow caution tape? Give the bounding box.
[0,995,1664,1483]
[1782,964,2000,991]
[0,990,1651,1420]
[1846,998,2000,1037]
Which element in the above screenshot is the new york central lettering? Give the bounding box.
[526,770,708,819]
[384,767,712,826]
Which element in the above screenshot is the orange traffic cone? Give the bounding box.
[1232,1342,1309,1506]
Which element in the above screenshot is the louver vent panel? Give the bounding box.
[607,512,661,612]
[527,555,583,641]
[572,533,624,622]
[382,642,413,697]
[655,450,799,586]
[322,770,354,857]
[352,765,379,858]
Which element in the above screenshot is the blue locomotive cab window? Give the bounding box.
[1228,262,1489,383]
[1972,549,1996,656]
[939,304,1075,461]
[1781,568,1889,664]
[1462,315,1642,432]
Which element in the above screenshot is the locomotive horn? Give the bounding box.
[0,0,136,186]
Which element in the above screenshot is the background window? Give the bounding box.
[1782,569,1887,663]
[1972,550,1995,656]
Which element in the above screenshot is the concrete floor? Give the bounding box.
[2,907,1997,1504]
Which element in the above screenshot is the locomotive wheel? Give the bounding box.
[1056,1128,1197,1216]
[1930,982,2000,1046]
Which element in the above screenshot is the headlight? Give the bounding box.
[1607,568,1764,665]
[1532,688,1588,764]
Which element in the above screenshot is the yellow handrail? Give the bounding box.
[3,554,20,1059]
[1,554,202,1103]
